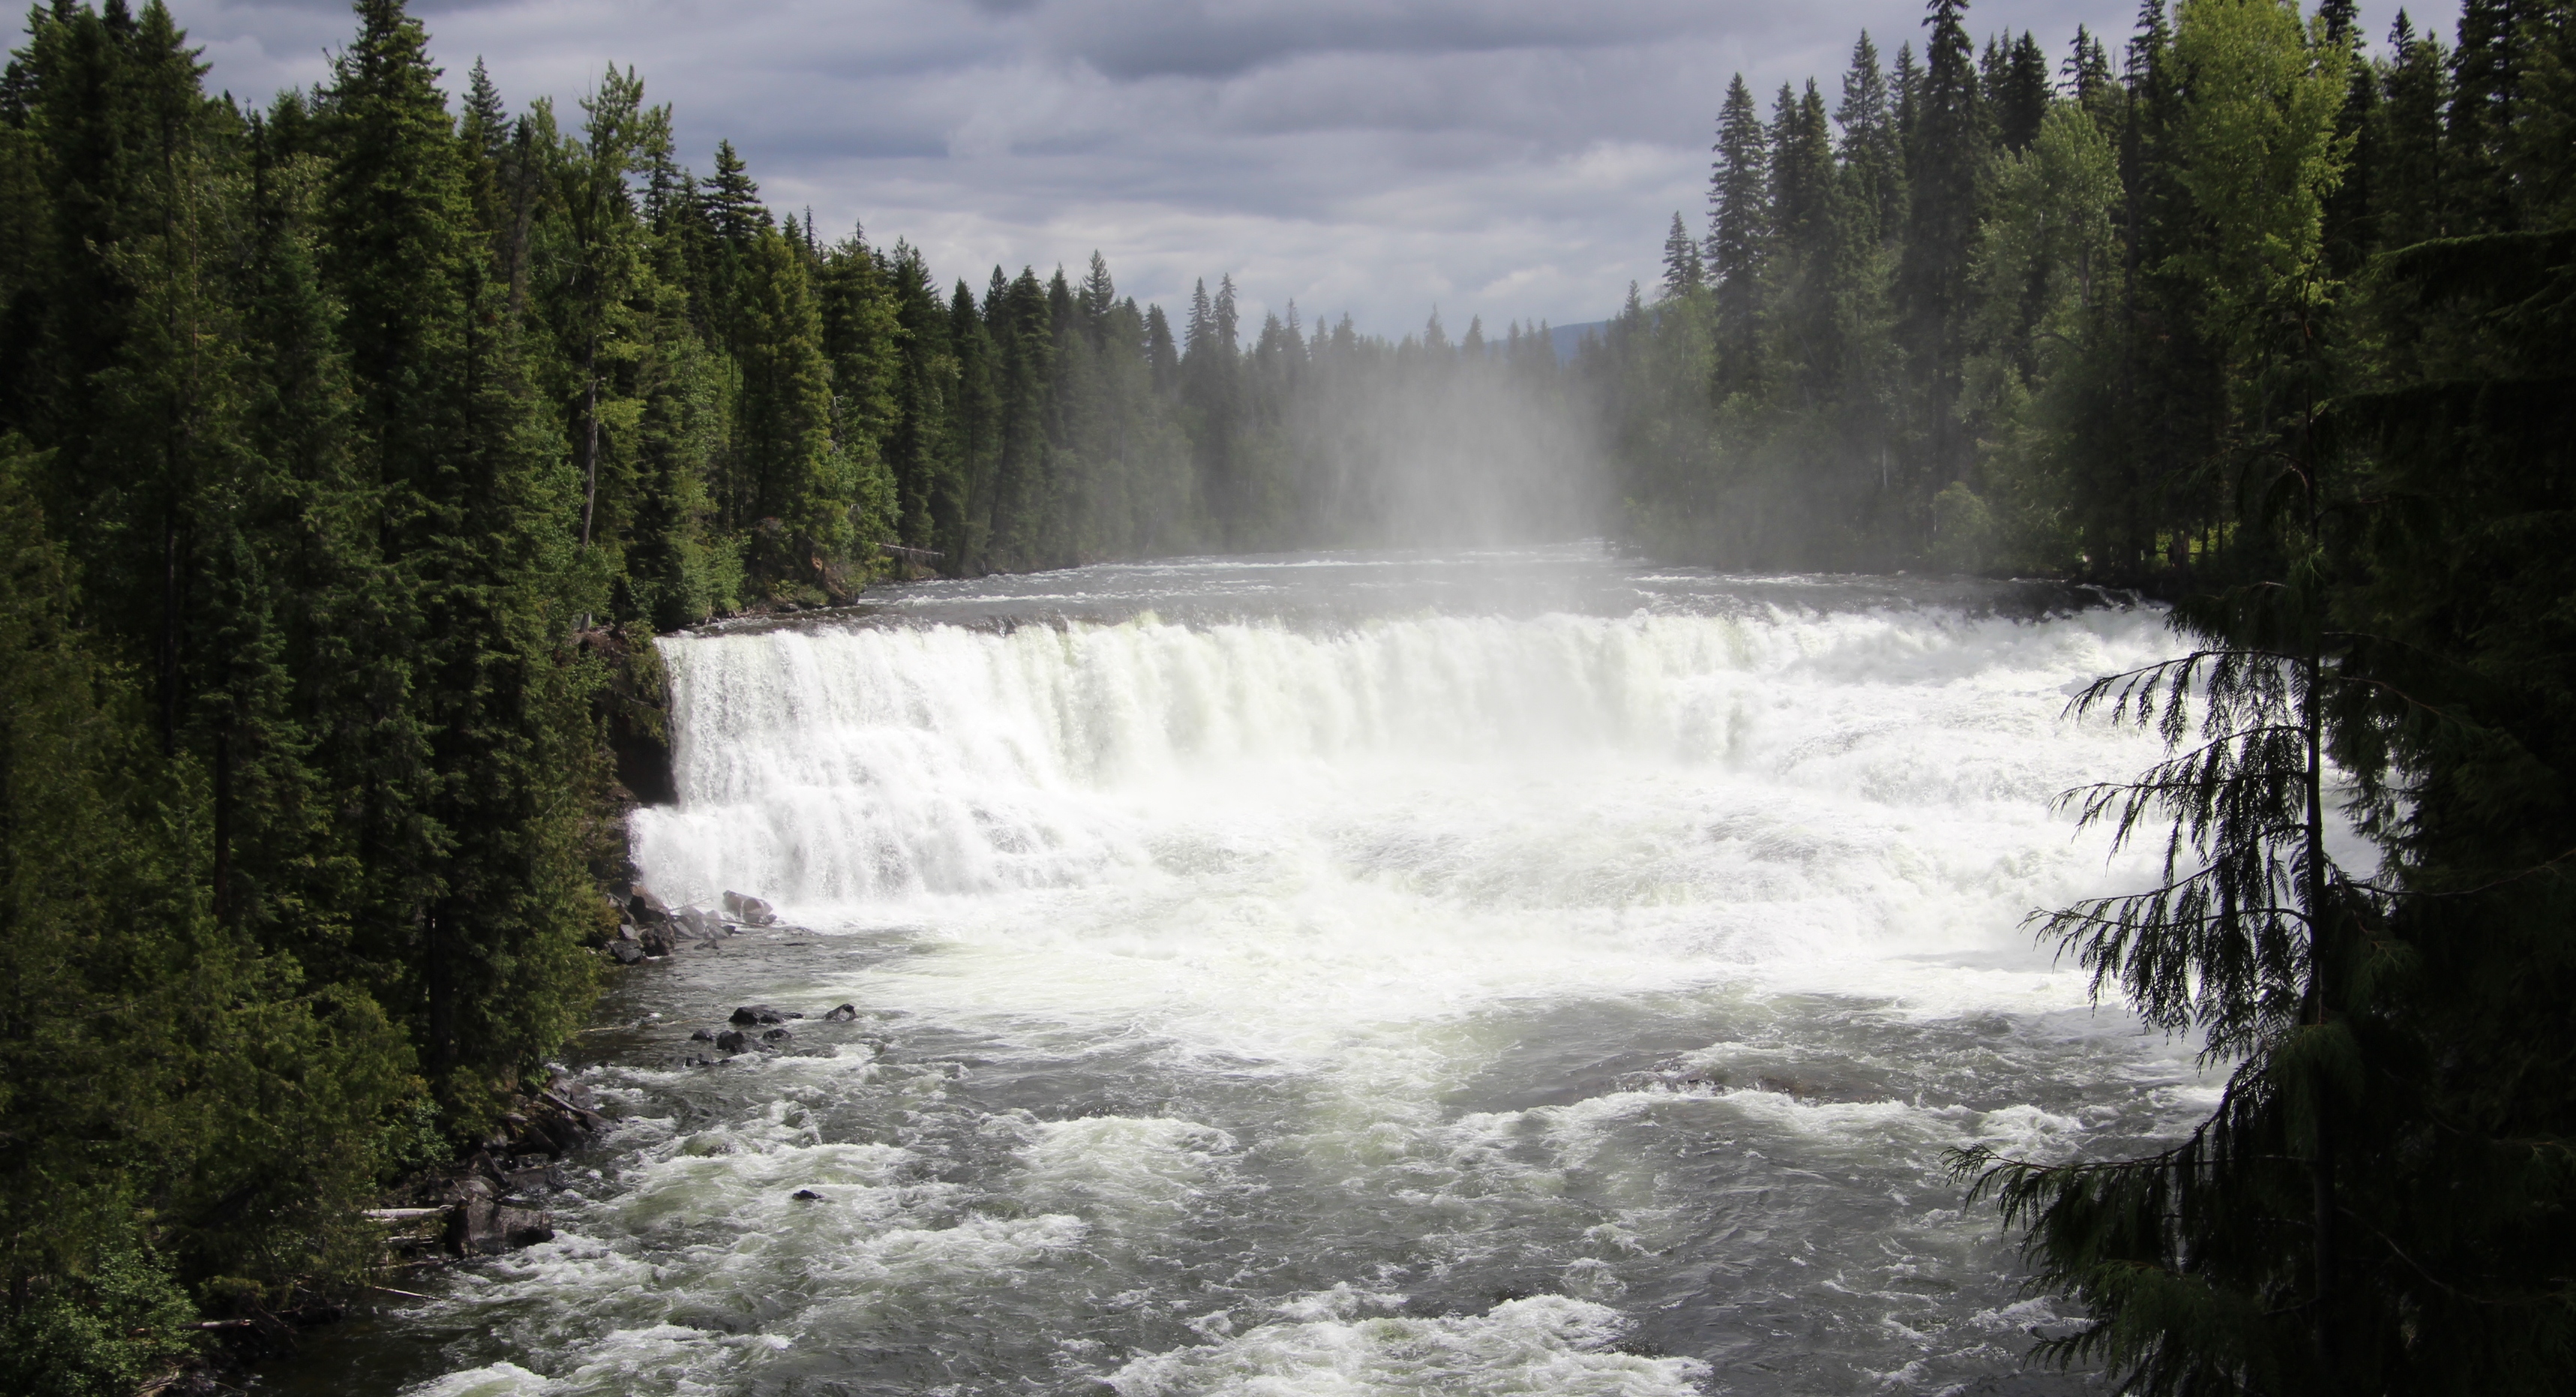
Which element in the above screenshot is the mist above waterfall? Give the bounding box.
[1253,323,1609,548]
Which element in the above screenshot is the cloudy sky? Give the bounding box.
[153,0,2450,338]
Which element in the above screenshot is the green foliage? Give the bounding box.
[0,1235,196,1397]
[1593,0,2366,587]
[1592,1,2576,1387]
[2166,0,2352,337]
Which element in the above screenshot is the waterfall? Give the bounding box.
[374,555,2205,1397]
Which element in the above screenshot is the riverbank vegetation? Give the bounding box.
[1604,0,2576,1388]
[0,0,1594,1384]
[2,0,2571,1389]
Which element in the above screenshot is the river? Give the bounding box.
[270,545,2206,1396]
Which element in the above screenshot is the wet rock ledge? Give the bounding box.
[600,884,779,963]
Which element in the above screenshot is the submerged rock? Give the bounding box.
[824,1003,859,1022]
[761,1027,793,1043]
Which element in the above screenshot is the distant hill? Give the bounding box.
[1549,320,1608,363]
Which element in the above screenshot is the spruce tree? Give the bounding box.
[549,66,666,557]
[1769,80,1845,410]
[1708,73,1770,399]
[2376,14,2456,248]
[1995,32,2052,153]
[1896,0,1992,527]
[734,224,845,587]
[883,240,959,553]
[945,278,998,570]
[1836,32,1905,246]
[1659,211,1704,298]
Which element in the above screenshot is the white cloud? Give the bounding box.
[144,0,2456,335]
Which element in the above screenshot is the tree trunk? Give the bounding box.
[581,341,600,547]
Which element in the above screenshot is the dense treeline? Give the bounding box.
[1598,0,2576,1389]
[1593,0,2565,589]
[0,0,1602,1385]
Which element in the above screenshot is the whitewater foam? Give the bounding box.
[331,553,2216,1397]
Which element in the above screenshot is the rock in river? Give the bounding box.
[723,891,779,926]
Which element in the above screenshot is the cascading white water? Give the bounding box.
[348,551,2212,1397]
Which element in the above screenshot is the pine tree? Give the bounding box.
[1145,301,1178,395]
[1896,0,1992,525]
[706,137,764,246]
[882,240,958,553]
[2448,0,2523,231]
[1837,32,1905,246]
[1709,73,1769,398]
[944,278,998,569]
[2067,25,2115,111]
[2376,14,2456,248]
[1994,32,2052,153]
[551,65,666,555]
[1659,211,1704,298]
[986,266,1054,566]
[1893,41,1926,150]
[1079,249,1115,338]
[1770,80,1845,410]
[734,224,846,587]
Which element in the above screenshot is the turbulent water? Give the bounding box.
[275,546,2214,1397]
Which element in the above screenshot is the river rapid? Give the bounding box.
[275,546,2208,1396]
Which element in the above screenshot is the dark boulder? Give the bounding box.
[714,1029,752,1053]
[627,888,672,926]
[504,1162,559,1194]
[723,891,779,926]
[446,1197,554,1255]
[824,1003,859,1022]
[635,924,677,957]
[689,1027,716,1042]
[791,1188,822,1201]
[729,1005,787,1026]
[545,1072,600,1114]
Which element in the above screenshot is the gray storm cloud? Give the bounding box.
[153,0,2453,335]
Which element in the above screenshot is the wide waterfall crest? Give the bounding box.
[631,603,2161,915]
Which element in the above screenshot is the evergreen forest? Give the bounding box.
[1,0,2572,1389]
